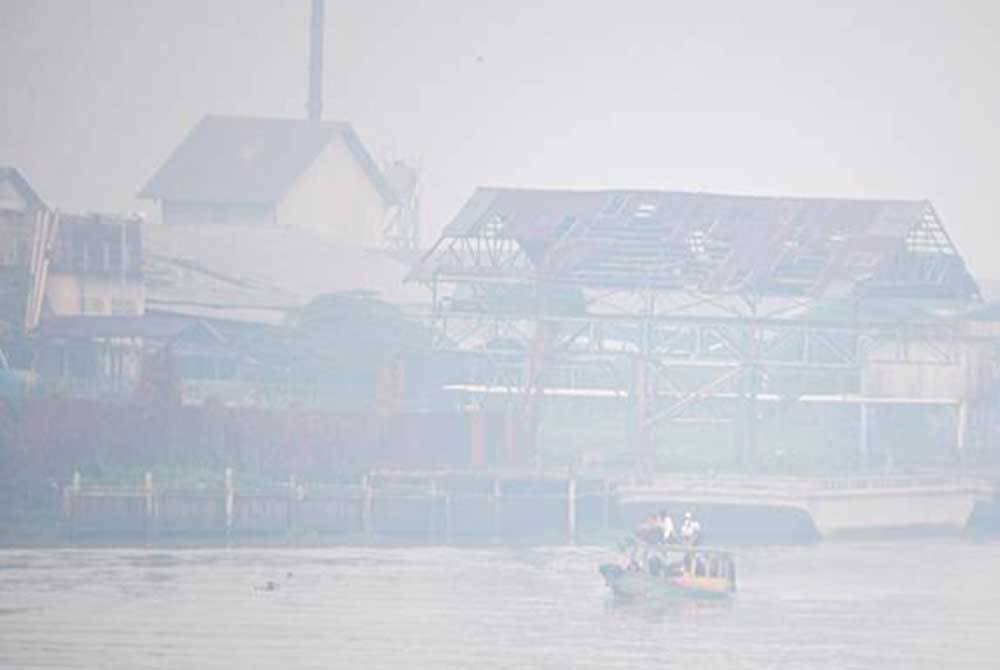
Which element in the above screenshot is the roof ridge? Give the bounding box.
[474,185,927,205]
[199,113,351,128]
[139,114,397,206]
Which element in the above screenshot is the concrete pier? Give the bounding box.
[618,475,995,539]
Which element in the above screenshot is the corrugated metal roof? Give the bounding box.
[139,115,398,206]
[0,166,47,212]
[415,187,979,300]
[32,314,195,340]
[143,223,430,323]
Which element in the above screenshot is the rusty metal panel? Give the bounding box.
[19,397,504,478]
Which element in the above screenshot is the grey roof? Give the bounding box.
[414,187,980,301]
[33,314,200,340]
[139,115,398,206]
[0,166,47,211]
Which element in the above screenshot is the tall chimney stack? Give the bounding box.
[307,0,325,121]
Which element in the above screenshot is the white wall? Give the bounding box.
[162,202,275,227]
[276,136,389,246]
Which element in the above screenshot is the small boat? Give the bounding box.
[599,544,736,600]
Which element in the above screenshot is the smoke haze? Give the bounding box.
[2,0,999,272]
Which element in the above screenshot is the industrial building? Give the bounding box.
[411,187,992,472]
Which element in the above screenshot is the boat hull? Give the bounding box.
[599,563,732,601]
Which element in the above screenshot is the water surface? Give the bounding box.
[1,540,998,668]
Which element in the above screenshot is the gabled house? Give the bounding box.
[32,313,231,400]
[140,115,399,247]
[26,212,146,397]
[0,166,46,268]
[46,212,145,318]
[0,167,48,366]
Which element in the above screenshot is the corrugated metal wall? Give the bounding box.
[18,397,509,479]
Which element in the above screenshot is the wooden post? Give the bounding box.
[428,479,438,539]
[859,355,870,471]
[859,403,870,470]
[443,491,452,544]
[492,477,502,538]
[144,471,156,542]
[567,477,577,543]
[957,402,969,453]
[224,467,234,538]
[362,473,374,540]
[287,474,297,542]
[66,470,82,539]
[602,479,610,533]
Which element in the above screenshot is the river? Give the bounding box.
[1,540,998,669]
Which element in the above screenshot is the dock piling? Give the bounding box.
[287,474,297,542]
[362,473,373,539]
[224,467,234,538]
[144,471,156,542]
[567,477,577,542]
[492,477,502,537]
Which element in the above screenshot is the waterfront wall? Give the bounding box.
[62,470,616,542]
[61,470,997,543]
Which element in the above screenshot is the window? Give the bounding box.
[687,230,708,260]
[483,214,505,238]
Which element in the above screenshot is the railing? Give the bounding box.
[60,469,616,542]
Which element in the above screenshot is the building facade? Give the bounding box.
[45,213,145,318]
[140,115,399,248]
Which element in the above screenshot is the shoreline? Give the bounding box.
[4,526,997,551]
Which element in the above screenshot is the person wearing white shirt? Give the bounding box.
[660,511,676,544]
[680,511,701,545]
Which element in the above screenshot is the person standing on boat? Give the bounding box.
[659,510,676,544]
[680,511,702,545]
[636,511,662,544]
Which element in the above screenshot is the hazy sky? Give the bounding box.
[2,1,999,273]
